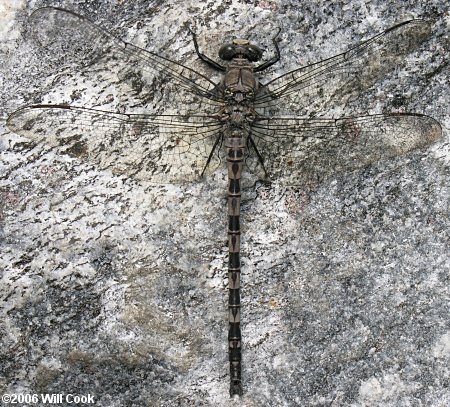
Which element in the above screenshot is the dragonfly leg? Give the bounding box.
[254,27,282,72]
[247,135,269,178]
[201,133,223,177]
[188,24,226,72]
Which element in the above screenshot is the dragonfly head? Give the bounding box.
[219,39,263,62]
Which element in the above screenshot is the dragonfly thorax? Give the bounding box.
[222,61,258,103]
[220,105,255,137]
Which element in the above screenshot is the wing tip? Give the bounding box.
[424,115,443,143]
[30,6,78,20]
[404,112,443,142]
[6,109,24,133]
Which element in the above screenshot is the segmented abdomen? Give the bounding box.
[226,136,245,397]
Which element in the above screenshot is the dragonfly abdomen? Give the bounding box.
[225,135,245,396]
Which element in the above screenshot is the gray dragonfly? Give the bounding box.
[7,7,442,397]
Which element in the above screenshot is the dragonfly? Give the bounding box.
[6,7,442,397]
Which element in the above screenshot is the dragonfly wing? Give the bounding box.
[254,20,433,115]
[7,105,222,183]
[27,7,221,105]
[247,113,442,185]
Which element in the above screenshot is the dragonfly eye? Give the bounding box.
[219,44,237,61]
[244,45,262,62]
[219,42,262,62]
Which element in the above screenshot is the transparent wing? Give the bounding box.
[247,113,442,185]
[7,105,223,183]
[27,7,221,105]
[254,20,433,115]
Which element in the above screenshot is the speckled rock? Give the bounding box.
[0,1,448,406]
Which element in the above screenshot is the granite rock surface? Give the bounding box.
[0,1,448,406]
